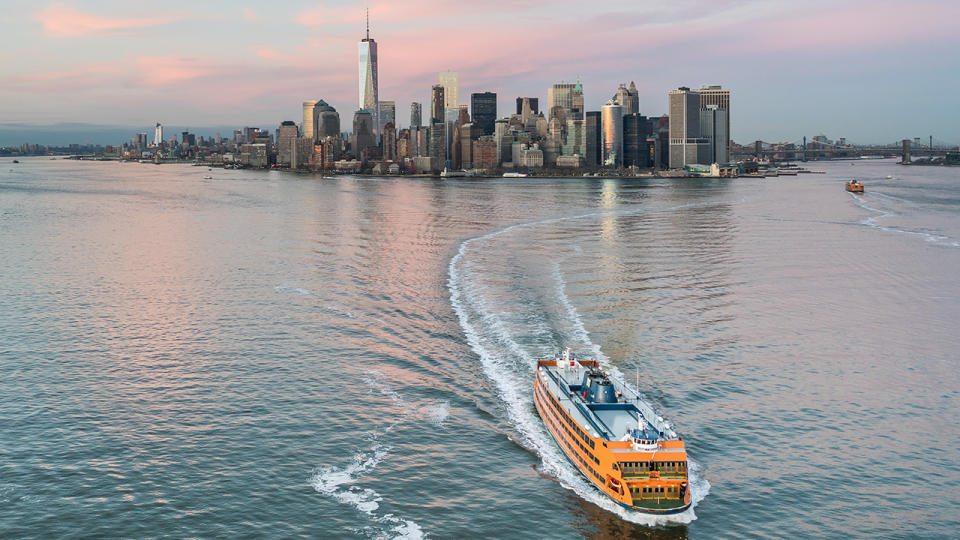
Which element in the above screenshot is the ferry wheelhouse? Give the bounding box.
[534,349,691,514]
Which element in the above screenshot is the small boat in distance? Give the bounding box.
[846,180,864,193]
[503,172,528,178]
[11,160,19,163]
[534,349,691,514]
[203,175,213,180]
[440,168,466,178]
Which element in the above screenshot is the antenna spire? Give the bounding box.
[365,7,369,40]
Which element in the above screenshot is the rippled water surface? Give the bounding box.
[1,158,958,538]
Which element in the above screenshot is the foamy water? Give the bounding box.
[448,210,712,526]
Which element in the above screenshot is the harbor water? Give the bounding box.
[1,158,957,538]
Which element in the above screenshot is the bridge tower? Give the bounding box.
[902,139,911,164]
[802,136,807,162]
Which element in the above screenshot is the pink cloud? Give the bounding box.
[240,8,261,23]
[134,56,220,86]
[34,4,180,37]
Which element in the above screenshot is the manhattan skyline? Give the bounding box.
[2,0,959,144]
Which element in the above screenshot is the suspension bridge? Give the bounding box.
[732,135,959,162]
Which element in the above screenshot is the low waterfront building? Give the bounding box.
[239,143,268,168]
[513,143,544,168]
[557,155,584,168]
[412,156,436,173]
[334,159,362,172]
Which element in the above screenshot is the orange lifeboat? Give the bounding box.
[846,180,864,193]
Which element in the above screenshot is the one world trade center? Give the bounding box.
[358,9,379,138]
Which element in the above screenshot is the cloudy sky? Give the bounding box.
[2,0,958,144]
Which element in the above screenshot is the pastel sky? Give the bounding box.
[2,0,958,144]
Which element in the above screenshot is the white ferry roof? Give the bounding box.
[539,356,677,443]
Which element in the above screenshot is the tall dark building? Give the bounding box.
[410,102,422,129]
[623,113,650,167]
[471,92,497,136]
[585,111,601,167]
[655,115,670,168]
[431,85,445,125]
[352,109,376,160]
[516,97,539,115]
[316,101,341,139]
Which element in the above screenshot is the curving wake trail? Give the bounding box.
[849,192,960,247]
[447,203,713,526]
[310,373,448,539]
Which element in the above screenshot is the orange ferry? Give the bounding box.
[534,349,691,514]
[846,180,864,193]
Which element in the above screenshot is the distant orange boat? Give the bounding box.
[846,180,864,193]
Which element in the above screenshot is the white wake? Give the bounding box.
[310,373,447,539]
[447,204,713,526]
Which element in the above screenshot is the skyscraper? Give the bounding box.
[623,113,650,167]
[409,102,422,157]
[601,101,623,167]
[153,123,163,147]
[379,100,396,134]
[585,111,601,167]
[698,85,731,159]
[700,106,729,163]
[382,122,397,161]
[470,92,497,136]
[302,100,318,141]
[548,81,584,122]
[668,87,710,168]
[410,102,422,129]
[563,119,586,158]
[316,101,340,139]
[439,71,458,110]
[430,85,445,125]
[352,109,376,161]
[516,97,539,117]
[614,82,640,115]
[429,122,446,170]
[277,120,299,167]
[358,10,379,137]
